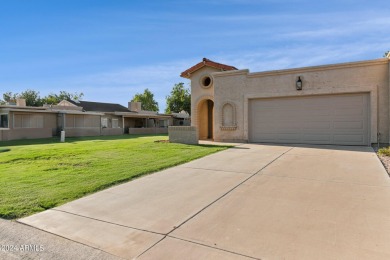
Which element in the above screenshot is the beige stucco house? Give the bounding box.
[181,57,390,146]
[0,102,103,141]
[0,99,178,141]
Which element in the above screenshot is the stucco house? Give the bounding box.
[58,100,173,135]
[0,100,103,141]
[181,57,390,146]
[0,99,179,141]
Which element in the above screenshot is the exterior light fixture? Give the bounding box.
[296,76,303,91]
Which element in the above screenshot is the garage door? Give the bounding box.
[249,93,369,145]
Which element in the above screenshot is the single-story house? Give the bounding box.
[181,57,390,146]
[0,99,179,141]
[0,101,103,141]
[171,111,191,126]
[52,100,173,136]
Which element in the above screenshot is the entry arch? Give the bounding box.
[195,95,214,140]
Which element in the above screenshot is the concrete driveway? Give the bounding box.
[19,144,390,259]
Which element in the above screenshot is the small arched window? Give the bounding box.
[221,102,237,131]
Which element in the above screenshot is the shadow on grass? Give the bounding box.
[197,144,233,149]
[0,134,168,147]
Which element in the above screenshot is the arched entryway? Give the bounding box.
[197,99,214,140]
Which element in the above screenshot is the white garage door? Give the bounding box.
[249,93,370,145]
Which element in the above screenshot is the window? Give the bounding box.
[220,102,237,131]
[222,103,234,126]
[84,115,99,127]
[65,114,100,128]
[112,119,119,128]
[200,74,213,88]
[0,114,8,128]
[14,114,43,128]
[101,118,108,128]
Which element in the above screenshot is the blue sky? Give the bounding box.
[1,0,389,112]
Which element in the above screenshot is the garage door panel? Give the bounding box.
[279,134,301,140]
[303,98,329,106]
[302,134,331,142]
[253,133,277,141]
[303,121,331,129]
[302,109,332,116]
[334,108,364,116]
[334,120,364,130]
[277,121,301,130]
[334,134,364,143]
[332,95,364,106]
[249,93,369,145]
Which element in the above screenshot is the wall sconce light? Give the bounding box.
[296,76,303,91]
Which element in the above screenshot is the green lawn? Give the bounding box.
[0,135,229,219]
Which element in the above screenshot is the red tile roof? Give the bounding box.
[180,58,238,78]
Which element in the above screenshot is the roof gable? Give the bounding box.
[180,58,237,78]
[57,100,78,107]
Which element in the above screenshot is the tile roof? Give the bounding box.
[68,100,129,112]
[180,58,238,78]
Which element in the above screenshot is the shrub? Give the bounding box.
[378,147,390,157]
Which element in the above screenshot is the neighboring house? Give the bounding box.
[181,57,390,146]
[0,99,174,141]
[114,101,171,135]
[171,111,191,126]
[57,100,127,136]
[0,100,103,141]
[57,100,172,135]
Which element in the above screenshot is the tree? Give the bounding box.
[165,83,191,114]
[132,88,159,111]
[0,90,84,106]
[1,92,19,104]
[42,91,84,104]
[19,89,43,106]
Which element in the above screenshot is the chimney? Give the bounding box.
[128,101,142,112]
[16,98,26,107]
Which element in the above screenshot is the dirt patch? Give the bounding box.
[374,146,390,176]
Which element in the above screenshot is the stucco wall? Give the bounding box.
[101,128,123,136]
[168,126,198,144]
[0,129,8,141]
[128,128,168,134]
[2,111,57,140]
[190,66,219,132]
[63,128,101,137]
[190,59,390,144]
[6,128,53,140]
[213,71,248,142]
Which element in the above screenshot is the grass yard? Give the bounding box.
[0,135,229,219]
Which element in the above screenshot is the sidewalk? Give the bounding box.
[0,219,120,260]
